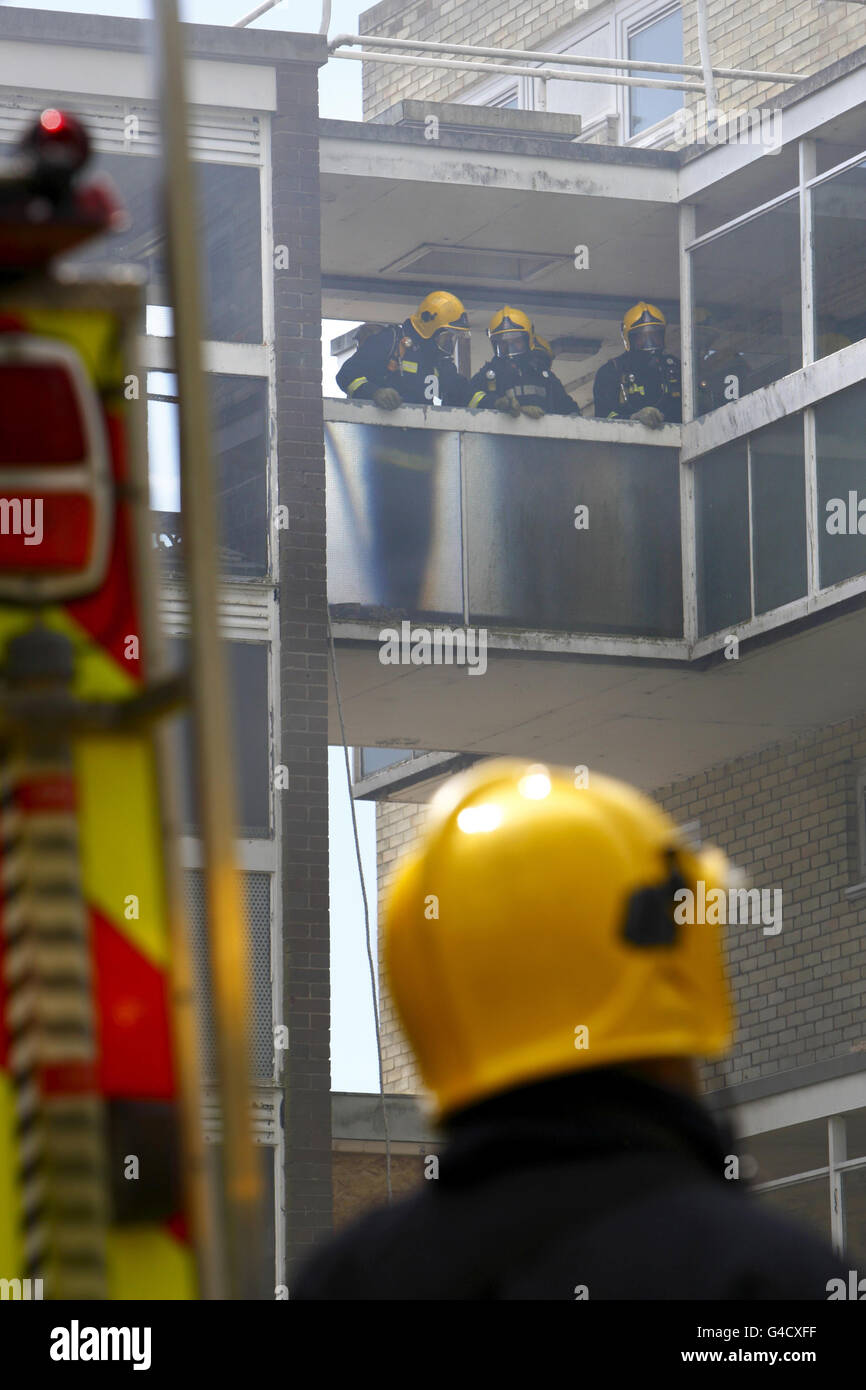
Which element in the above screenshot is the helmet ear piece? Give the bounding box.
[621,850,687,948]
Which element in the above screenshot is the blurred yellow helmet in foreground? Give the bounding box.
[384,759,733,1118]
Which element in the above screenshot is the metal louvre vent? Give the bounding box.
[160,589,272,637]
[184,870,274,1082]
[0,91,263,165]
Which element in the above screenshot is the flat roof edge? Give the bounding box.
[0,9,327,66]
[319,115,680,168]
[709,1051,866,1112]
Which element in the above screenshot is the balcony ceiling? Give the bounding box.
[328,599,866,799]
[320,128,681,370]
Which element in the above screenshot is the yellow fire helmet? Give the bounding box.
[622,300,666,352]
[384,758,733,1119]
[488,305,533,358]
[409,290,470,340]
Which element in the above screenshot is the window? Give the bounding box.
[148,372,270,579]
[814,380,866,589]
[358,747,429,779]
[67,151,263,344]
[691,198,802,412]
[812,156,866,361]
[460,2,684,142]
[169,639,272,840]
[739,1112,866,1259]
[488,87,519,110]
[626,4,684,139]
[544,23,615,132]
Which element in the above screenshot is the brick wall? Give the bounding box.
[272,57,333,1274]
[375,713,866,1097]
[333,1150,428,1227]
[681,1,866,142]
[360,0,866,134]
[657,712,866,1092]
[360,0,595,118]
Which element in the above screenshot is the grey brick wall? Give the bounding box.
[360,0,596,118]
[272,57,333,1273]
[656,713,866,1092]
[376,714,866,1098]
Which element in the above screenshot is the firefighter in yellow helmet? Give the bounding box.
[336,290,472,408]
[467,307,579,418]
[593,300,682,427]
[295,759,845,1300]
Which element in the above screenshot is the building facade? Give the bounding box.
[322,0,866,1260]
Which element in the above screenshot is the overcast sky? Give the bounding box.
[5,0,381,1092]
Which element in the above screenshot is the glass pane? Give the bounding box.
[745,1118,828,1182]
[628,8,684,138]
[695,441,750,636]
[814,381,866,588]
[360,748,417,777]
[692,198,801,412]
[842,1167,866,1265]
[66,151,262,343]
[813,159,866,359]
[149,373,269,578]
[750,414,807,615]
[843,1108,866,1159]
[759,1177,831,1244]
[169,639,271,839]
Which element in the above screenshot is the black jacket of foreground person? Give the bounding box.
[293,1069,846,1300]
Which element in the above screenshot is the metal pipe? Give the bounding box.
[328,32,801,85]
[695,0,721,133]
[333,50,707,94]
[233,0,284,28]
[319,0,331,36]
[154,0,263,1300]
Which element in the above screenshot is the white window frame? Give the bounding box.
[459,0,684,145]
[461,71,529,110]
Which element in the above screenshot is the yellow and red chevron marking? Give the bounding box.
[0,300,195,1299]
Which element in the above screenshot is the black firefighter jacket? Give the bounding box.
[468,355,580,415]
[292,1069,847,1300]
[336,324,471,407]
[593,348,682,423]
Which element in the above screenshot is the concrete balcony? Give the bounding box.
[326,391,866,790]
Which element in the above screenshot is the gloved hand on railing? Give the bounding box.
[373,387,402,411]
[494,394,521,417]
[521,405,545,420]
[632,406,664,429]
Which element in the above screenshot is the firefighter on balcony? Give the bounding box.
[593,301,681,427]
[468,307,580,418]
[336,290,472,408]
